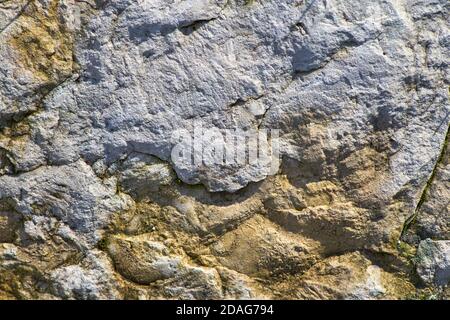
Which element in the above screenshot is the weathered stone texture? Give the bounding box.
[0,0,448,299]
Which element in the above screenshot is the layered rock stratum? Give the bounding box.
[0,0,448,299]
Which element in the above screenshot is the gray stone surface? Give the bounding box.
[416,239,450,286]
[0,0,448,300]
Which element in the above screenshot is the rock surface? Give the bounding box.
[0,0,449,299]
[416,239,450,287]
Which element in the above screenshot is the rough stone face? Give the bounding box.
[416,239,450,287]
[415,137,449,241]
[114,152,176,198]
[0,0,449,299]
[296,252,415,300]
[106,234,184,284]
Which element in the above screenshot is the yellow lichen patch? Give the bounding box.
[341,147,388,186]
[211,214,319,277]
[99,167,420,299]
[0,209,21,243]
[380,270,416,299]
[8,0,74,84]
[304,180,344,207]
[339,146,390,205]
[0,266,46,300]
[105,201,218,267]
[291,252,416,300]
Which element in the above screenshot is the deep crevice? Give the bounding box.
[398,123,449,243]
[178,18,218,36]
